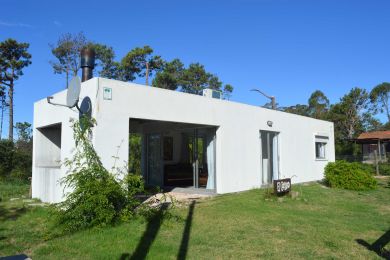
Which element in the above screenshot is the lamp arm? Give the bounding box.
[250,89,274,99]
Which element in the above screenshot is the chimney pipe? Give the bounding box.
[81,47,95,82]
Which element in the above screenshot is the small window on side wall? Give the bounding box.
[315,135,328,160]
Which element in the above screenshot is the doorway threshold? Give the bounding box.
[162,186,216,196]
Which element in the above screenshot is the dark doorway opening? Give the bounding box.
[129,118,217,190]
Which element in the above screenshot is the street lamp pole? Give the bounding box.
[250,88,276,110]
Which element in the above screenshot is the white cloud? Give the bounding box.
[53,21,62,27]
[0,21,33,28]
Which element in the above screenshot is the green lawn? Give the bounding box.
[0,179,389,259]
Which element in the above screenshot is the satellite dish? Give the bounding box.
[47,76,81,108]
[79,97,92,119]
[79,97,92,131]
[66,76,81,107]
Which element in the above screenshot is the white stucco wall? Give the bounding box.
[33,77,335,203]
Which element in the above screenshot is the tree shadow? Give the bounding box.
[356,230,390,259]
[0,227,7,251]
[119,200,196,260]
[177,200,195,260]
[177,201,196,260]
[0,204,27,222]
[119,203,169,260]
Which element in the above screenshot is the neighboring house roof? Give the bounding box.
[357,131,390,141]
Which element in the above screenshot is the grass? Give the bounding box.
[0,179,30,201]
[0,179,389,259]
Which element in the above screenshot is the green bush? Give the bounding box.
[58,173,127,231]
[324,160,377,191]
[124,173,144,196]
[0,139,32,181]
[56,118,126,232]
[378,163,390,176]
[56,118,148,233]
[128,133,142,175]
[0,140,15,177]
[350,162,390,176]
[352,162,375,175]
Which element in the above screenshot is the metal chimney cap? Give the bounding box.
[81,47,95,68]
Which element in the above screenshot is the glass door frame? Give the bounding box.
[145,133,163,187]
[260,130,280,185]
[191,127,217,190]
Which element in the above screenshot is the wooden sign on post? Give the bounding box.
[273,178,291,195]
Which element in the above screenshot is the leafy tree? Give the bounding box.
[208,75,222,90]
[50,35,234,99]
[223,84,234,100]
[282,104,310,116]
[152,59,184,90]
[179,63,232,95]
[14,122,32,143]
[180,63,211,94]
[50,33,118,85]
[50,32,87,87]
[13,121,32,179]
[121,46,164,85]
[92,43,116,79]
[0,135,32,181]
[361,112,382,132]
[308,90,329,119]
[370,82,390,123]
[0,39,32,140]
[328,87,370,140]
[153,60,234,98]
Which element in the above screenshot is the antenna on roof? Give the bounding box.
[47,76,81,110]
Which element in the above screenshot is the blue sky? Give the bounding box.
[1,0,390,137]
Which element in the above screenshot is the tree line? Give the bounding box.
[0,39,33,180]
[277,86,390,156]
[50,32,234,98]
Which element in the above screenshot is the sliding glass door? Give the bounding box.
[189,128,216,189]
[144,127,216,190]
[146,134,163,186]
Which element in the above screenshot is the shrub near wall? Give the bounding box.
[0,139,32,181]
[324,160,377,191]
[378,163,390,176]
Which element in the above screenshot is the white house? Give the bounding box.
[32,77,335,203]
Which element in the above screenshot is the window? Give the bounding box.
[315,142,326,159]
[315,135,328,160]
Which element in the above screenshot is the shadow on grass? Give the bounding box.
[0,204,27,222]
[120,203,169,260]
[356,230,390,259]
[0,227,6,241]
[177,201,195,260]
[119,201,196,260]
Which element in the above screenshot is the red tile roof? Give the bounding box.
[357,131,390,140]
